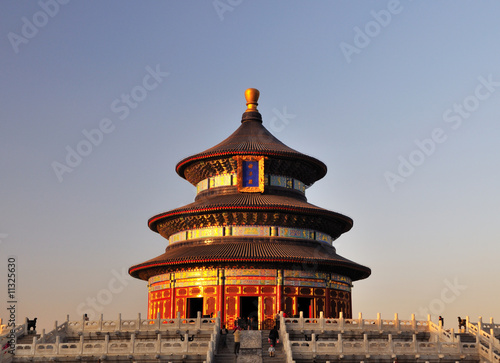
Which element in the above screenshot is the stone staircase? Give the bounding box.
[15,332,39,344]
[456,332,477,343]
[214,330,237,362]
[213,330,287,363]
[261,330,286,363]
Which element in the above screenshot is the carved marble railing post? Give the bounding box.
[210,332,216,358]
[299,311,304,329]
[338,333,343,354]
[214,313,221,349]
[195,311,202,330]
[287,332,295,363]
[377,313,382,331]
[363,333,368,353]
[394,313,400,331]
[81,315,86,333]
[130,333,135,354]
[31,335,37,356]
[411,314,416,330]
[176,311,181,330]
[55,335,60,355]
[79,334,84,355]
[104,334,109,354]
[319,311,325,331]
[118,313,122,331]
[311,333,316,354]
[156,333,161,354]
[388,333,393,354]
[157,312,161,330]
[280,314,294,363]
[99,314,103,331]
[358,312,363,329]
[137,313,141,331]
[184,333,189,353]
[412,334,417,354]
[338,311,344,331]
[456,334,462,353]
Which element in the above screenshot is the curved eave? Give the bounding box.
[129,257,371,281]
[147,204,353,234]
[175,150,327,182]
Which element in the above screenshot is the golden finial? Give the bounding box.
[245,88,260,112]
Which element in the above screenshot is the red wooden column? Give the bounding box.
[217,269,225,322]
[277,269,283,313]
[325,288,330,318]
[170,273,176,319]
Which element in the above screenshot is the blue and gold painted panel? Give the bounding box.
[225,269,276,277]
[329,282,351,292]
[149,273,171,284]
[235,155,265,193]
[279,227,315,240]
[284,271,328,279]
[331,273,352,285]
[242,160,259,187]
[175,278,218,287]
[174,269,218,279]
[226,276,276,286]
[232,226,270,237]
[284,279,327,288]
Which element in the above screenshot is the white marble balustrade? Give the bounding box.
[12,312,220,362]
[15,333,213,357]
[283,312,429,333]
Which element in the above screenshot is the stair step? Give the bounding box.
[16,333,40,344]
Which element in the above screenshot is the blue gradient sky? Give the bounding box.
[1,1,499,332]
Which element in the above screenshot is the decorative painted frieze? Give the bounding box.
[169,226,333,244]
[196,173,307,194]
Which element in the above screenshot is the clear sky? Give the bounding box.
[1,1,499,333]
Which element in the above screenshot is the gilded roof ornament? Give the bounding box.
[244,88,260,112]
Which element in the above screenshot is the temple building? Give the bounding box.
[3,90,498,362]
[129,88,371,329]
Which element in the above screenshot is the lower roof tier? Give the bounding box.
[129,237,371,282]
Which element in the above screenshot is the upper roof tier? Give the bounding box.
[176,89,327,186]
